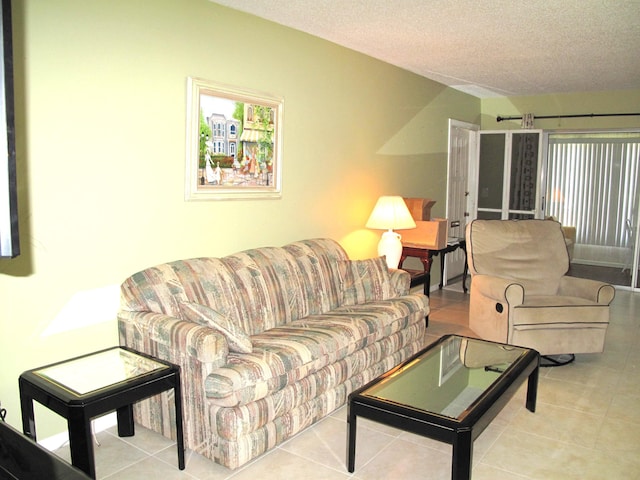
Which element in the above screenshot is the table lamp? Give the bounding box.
[366,196,416,268]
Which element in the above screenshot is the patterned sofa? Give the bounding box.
[118,238,429,469]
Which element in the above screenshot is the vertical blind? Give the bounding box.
[546,133,640,249]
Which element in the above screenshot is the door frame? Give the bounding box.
[446,119,479,285]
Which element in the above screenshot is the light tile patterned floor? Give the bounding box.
[53,287,640,479]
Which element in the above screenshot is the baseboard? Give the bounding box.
[38,412,117,451]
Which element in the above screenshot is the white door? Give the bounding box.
[446,119,479,284]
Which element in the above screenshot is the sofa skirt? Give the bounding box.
[130,329,425,469]
[209,337,424,469]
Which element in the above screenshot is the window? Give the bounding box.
[545,131,640,273]
[212,141,225,154]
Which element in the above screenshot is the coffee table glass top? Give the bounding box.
[33,348,169,396]
[362,335,528,419]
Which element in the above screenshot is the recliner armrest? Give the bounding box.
[558,276,616,305]
[472,275,525,306]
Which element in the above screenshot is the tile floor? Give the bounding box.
[53,286,640,479]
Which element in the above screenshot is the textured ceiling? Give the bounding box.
[210,0,640,98]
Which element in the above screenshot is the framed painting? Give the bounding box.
[185,77,283,200]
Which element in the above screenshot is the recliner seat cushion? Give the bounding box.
[512,295,610,330]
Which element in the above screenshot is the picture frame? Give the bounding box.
[0,0,19,257]
[185,77,283,200]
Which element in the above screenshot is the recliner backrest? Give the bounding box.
[466,219,570,296]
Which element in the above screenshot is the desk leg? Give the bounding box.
[461,241,469,293]
[424,272,430,327]
[68,411,96,479]
[420,256,433,297]
[462,265,469,293]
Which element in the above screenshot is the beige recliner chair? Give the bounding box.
[465,219,615,363]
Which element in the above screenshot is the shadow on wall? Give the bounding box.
[377,87,472,157]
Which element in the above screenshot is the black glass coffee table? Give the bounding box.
[347,335,539,480]
[19,347,184,479]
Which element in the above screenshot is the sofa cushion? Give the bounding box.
[339,256,394,306]
[283,239,349,313]
[179,301,253,354]
[204,295,427,406]
[210,328,425,440]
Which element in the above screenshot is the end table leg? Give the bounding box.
[68,415,96,479]
[117,405,135,437]
[174,370,185,470]
[19,381,36,440]
[346,406,357,473]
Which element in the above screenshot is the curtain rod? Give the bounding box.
[496,112,640,122]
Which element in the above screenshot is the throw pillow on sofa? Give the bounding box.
[339,256,394,306]
[179,301,253,353]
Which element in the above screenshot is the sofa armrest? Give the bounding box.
[558,276,616,305]
[389,268,411,295]
[472,275,525,307]
[118,310,228,453]
[118,310,229,367]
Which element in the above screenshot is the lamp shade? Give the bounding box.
[366,196,417,230]
[366,196,416,269]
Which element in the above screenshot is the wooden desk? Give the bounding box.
[399,239,468,296]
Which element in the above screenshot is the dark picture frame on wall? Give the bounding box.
[185,77,283,201]
[0,0,18,258]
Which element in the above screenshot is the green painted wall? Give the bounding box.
[481,89,640,130]
[0,0,479,437]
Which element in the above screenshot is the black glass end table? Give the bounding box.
[19,346,185,479]
[1,420,91,479]
[347,335,539,480]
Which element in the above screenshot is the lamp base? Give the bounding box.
[378,230,403,269]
